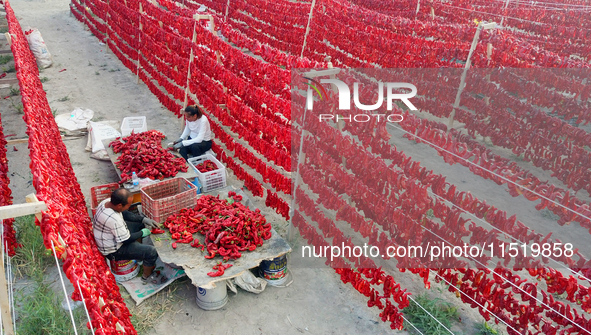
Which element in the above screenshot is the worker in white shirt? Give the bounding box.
[172,105,213,160]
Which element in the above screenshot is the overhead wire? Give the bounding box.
[416,222,591,334]
[386,122,591,229]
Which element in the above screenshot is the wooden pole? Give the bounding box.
[300,0,316,58]
[181,18,198,130]
[225,0,230,20]
[501,0,510,26]
[0,252,14,335]
[430,6,434,20]
[105,0,111,53]
[136,2,143,84]
[415,0,420,17]
[448,22,490,129]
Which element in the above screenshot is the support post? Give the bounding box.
[300,0,316,58]
[288,68,341,244]
[182,17,198,130]
[105,0,111,54]
[225,0,230,20]
[415,0,420,17]
[0,252,14,335]
[501,0,510,26]
[136,2,143,84]
[448,22,496,130]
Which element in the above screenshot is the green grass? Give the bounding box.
[13,215,53,281]
[58,95,70,102]
[541,209,560,221]
[95,71,100,75]
[3,64,16,73]
[40,77,50,83]
[0,27,8,34]
[475,321,499,335]
[0,54,13,65]
[403,294,460,335]
[16,282,88,335]
[10,99,23,114]
[10,87,20,96]
[12,215,90,334]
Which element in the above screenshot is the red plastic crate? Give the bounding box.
[90,183,120,217]
[140,178,197,223]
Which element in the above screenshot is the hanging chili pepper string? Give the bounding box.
[8,0,136,332]
[407,296,457,334]
[427,190,591,285]
[0,116,20,257]
[434,272,525,335]
[296,91,591,330]
[387,123,591,228]
[423,226,591,334]
[294,90,588,272]
[298,119,591,328]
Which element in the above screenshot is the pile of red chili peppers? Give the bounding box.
[109,130,187,183]
[159,192,272,276]
[195,160,218,173]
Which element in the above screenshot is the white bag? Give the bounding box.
[88,121,121,153]
[232,271,267,294]
[25,29,53,69]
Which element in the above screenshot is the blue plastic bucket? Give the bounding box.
[259,255,288,286]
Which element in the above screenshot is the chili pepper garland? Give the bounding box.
[157,192,272,276]
[0,115,21,257]
[7,1,135,332]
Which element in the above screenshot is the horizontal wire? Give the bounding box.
[435,3,591,30]
[433,272,524,335]
[427,190,591,283]
[418,223,591,334]
[407,295,457,334]
[386,123,591,227]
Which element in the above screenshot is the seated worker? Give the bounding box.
[93,188,168,285]
[171,104,213,161]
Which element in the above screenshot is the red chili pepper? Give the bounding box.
[151,228,165,234]
[171,242,177,249]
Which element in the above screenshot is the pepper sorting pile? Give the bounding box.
[109,130,187,183]
[156,192,272,277]
[195,160,218,173]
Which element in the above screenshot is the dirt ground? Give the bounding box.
[3,0,589,334]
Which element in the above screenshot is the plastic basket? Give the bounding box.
[140,178,197,223]
[121,116,147,137]
[187,154,227,193]
[90,183,119,217]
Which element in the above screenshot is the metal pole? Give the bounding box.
[300,0,317,58]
